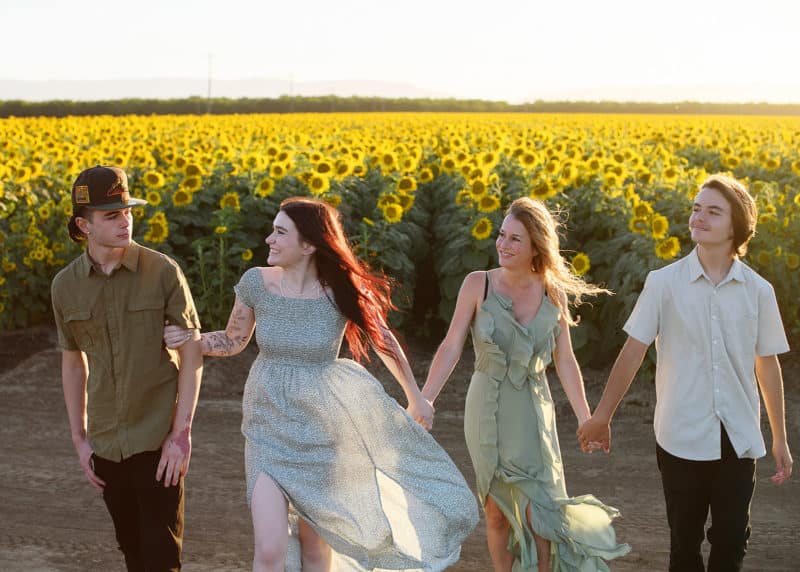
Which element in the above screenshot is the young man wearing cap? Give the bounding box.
[577,174,792,571]
[51,165,203,571]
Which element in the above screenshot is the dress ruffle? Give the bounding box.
[466,289,630,571]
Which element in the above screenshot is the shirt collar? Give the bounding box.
[79,241,141,276]
[687,246,745,285]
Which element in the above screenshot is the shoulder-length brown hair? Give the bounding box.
[699,174,757,257]
[279,197,395,362]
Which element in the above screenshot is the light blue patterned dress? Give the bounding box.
[234,267,479,571]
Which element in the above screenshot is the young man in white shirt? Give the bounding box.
[577,174,792,571]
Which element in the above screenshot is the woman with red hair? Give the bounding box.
[165,197,478,571]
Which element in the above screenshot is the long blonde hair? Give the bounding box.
[506,197,611,325]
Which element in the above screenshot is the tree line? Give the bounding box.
[1,96,799,117]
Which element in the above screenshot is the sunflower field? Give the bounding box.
[1,113,798,362]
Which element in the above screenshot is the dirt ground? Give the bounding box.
[0,325,797,571]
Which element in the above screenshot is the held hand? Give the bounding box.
[163,322,193,350]
[407,395,434,431]
[577,416,611,454]
[156,427,192,487]
[771,440,793,485]
[74,436,105,491]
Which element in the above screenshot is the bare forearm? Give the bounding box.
[594,341,647,422]
[201,330,247,356]
[174,340,203,431]
[556,358,591,425]
[756,357,788,444]
[421,343,462,403]
[61,356,88,443]
[376,339,421,402]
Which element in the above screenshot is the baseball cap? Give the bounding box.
[71,165,147,211]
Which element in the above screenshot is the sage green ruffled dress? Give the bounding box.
[464,276,630,571]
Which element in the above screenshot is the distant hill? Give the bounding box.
[0,78,453,102]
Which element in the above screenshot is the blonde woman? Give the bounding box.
[422,197,629,571]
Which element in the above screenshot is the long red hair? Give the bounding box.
[279,197,396,362]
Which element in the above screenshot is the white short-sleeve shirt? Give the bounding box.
[624,247,790,461]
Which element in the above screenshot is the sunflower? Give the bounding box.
[571,252,591,276]
[380,152,396,171]
[323,194,342,208]
[520,152,538,168]
[530,180,556,201]
[308,174,330,196]
[651,213,669,239]
[655,236,681,260]
[143,170,165,189]
[662,165,679,183]
[418,168,434,183]
[37,204,51,220]
[791,159,800,177]
[144,212,169,244]
[378,193,399,208]
[629,216,650,235]
[471,217,492,241]
[786,253,800,271]
[219,191,240,212]
[270,163,288,179]
[455,189,473,206]
[398,193,415,212]
[172,188,193,207]
[756,250,771,267]
[256,178,275,197]
[764,157,780,170]
[215,226,228,235]
[184,163,204,177]
[603,172,621,190]
[397,176,417,193]
[146,191,162,206]
[334,159,352,178]
[477,194,501,213]
[722,155,740,170]
[469,179,487,200]
[633,201,654,218]
[316,160,333,175]
[241,249,253,262]
[382,203,403,224]
[181,176,202,192]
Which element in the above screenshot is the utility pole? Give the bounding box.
[206,52,213,114]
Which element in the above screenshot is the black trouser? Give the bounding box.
[93,450,184,572]
[656,425,756,572]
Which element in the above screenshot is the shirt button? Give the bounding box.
[713,340,718,345]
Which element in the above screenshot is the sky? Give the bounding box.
[1,0,799,103]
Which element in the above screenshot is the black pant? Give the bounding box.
[656,426,756,572]
[93,450,184,572]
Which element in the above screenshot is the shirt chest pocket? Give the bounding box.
[127,297,164,339]
[63,309,94,349]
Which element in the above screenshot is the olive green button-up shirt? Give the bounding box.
[51,241,200,462]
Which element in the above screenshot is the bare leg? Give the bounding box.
[251,474,289,572]
[526,502,552,572]
[298,518,332,572]
[485,497,514,572]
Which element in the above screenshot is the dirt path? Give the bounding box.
[0,326,797,571]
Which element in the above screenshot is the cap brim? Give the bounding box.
[87,198,148,210]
